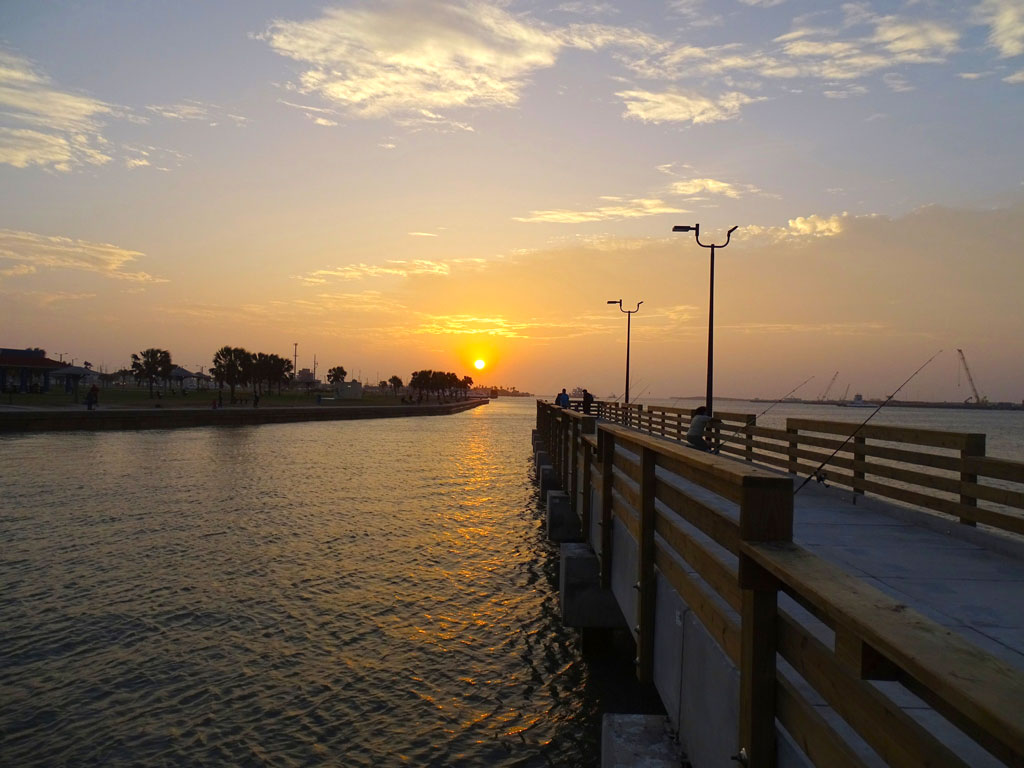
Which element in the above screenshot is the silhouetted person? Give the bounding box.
[85,384,99,411]
[582,389,594,414]
[555,388,570,407]
[687,406,713,452]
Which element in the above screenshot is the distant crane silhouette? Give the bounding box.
[956,349,986,404]
[818,371,839,401]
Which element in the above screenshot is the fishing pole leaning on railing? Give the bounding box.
[792,349,944,496]
[707,374,816,455]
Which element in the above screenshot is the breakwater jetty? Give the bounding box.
[0,399,487,433]
[532,400,1024,767]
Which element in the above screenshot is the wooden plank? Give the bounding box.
[777,611,970,768]
[611,488,641,540]
[611,467,641,515]
[961,481,1024,509]
[637,447,657,683]
[741,587,779,767]
[600,433,614,588]
[786,418,980,451]
[775,675,868,768]
[966,455,1024,483]
[654,475,740,554]
[654,548,741,665]
[745,541,1024,765]
[654,508,741,610]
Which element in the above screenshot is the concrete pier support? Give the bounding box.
[559,543,623,628]
[601,714,682,768]
[546,491,581,542]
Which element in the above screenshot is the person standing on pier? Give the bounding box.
[555,388,570,407]
[582,389,594,414]
[686,406,715,452]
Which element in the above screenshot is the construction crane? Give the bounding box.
[818,371,839,401]
[956,349,986,404]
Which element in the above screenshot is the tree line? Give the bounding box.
[124,348,479,404]
[408,370,474,401]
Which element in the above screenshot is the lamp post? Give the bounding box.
[607,299,643,404]
[672,223,738,415]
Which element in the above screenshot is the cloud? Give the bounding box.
[514,196,687,223]
[1005,69,1024,82]
[0,50,113,170]
[408,231,438,237]
[668,177,761,198]
[975,0,1024,58]
[293,259,453,284]
[146,99,249,127]
[616,89,761,124]
[262,1,563,128]
[738,0,787,7]
[0,229,166,283]
[742,213,849,241]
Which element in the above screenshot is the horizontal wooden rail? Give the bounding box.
[579,399,1024,538]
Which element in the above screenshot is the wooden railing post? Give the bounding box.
[852,434,866,496]
[738,477,793,768]
[745,415,755,463]
[569,418,580,512]
[580,418,596,541]
[636,445,657,683]
[786,422,799,475]
[959,434,986,526]
[599,428,615,588]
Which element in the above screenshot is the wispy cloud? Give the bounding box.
[0,229,166,283]
[743,213,849,241]
[146,99,248,127]
[262,1,563,129]
[0,50,114,170]
[668,177,761,199]
[408,231,438,237]
[615,89,761,125]
[514,196,686,223]
[293,259,453,284]
[975,0,1024,58]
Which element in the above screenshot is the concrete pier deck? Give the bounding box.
[790,479,1024,673]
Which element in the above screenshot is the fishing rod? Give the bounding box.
[793,350,943,496]
[711,374,816,453]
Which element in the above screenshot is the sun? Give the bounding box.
[474,359,486,370]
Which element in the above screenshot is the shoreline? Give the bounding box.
[0,398,489,433]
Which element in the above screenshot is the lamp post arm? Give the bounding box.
[695,225,739,249]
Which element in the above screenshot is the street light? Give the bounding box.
[607,299,643,404]
[672,223,738,415]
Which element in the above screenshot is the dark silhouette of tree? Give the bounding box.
[212,346,250,402]
[327,366,347,385]
[460,375,473,399]
[378,379,388,393]
[389,375,403,397]
[131,348,172,397]
[270,354,293,394]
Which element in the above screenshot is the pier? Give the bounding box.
[533,400,1024,767]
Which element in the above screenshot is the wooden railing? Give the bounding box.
[537,400,1024,767]
[559,399,1024,538]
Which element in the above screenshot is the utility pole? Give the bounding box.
[313,354,317,381]
[293,342,298,373]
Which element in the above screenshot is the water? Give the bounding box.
[0,399,611,767]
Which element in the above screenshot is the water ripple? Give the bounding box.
[1,401,600,766]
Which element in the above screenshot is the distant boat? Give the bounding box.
[489,387,499,399]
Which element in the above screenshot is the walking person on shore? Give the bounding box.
[686,406,717,452]
[85,384,99,411]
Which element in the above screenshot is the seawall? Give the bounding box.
[0,399,488,433]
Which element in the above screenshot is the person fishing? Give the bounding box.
[686,406,716,452]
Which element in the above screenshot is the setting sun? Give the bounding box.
[474,359,485,370]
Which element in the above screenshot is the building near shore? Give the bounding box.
[0,347,63,392]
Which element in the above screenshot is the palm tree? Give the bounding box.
[131,348,172,397]
[389,375,403,397]
[327,366,347,385]
[460,375,473,399]
[211,346,249,402]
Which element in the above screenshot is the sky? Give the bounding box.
[1,0,1022,402]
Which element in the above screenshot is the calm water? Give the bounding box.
[1,399,610,767]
